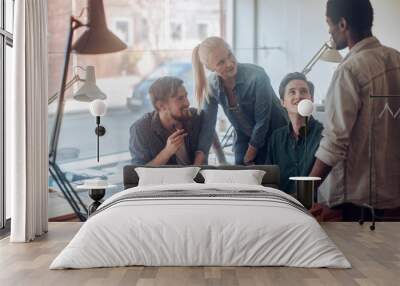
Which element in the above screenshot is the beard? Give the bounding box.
[332,36,348,51]
[335,41,347,50]
[170,108,191,121]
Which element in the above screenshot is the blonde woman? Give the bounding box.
[192,37,288,165]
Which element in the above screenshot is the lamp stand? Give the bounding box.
[48,0,126,222]
[94,116,106,162]
[357,95,400,230]
[299,116,309,164]
[302,43,329,75]
[49,16,88,221]
[305,116,309,159]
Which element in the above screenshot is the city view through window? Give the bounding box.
[48,0,229,219]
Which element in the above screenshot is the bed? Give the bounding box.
[50,165,350,269]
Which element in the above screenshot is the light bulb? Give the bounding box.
[89,99,107,117]
[298,99,314,117]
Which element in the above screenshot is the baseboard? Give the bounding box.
[49,213,79,222]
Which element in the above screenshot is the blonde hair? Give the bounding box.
[192,36,230,109]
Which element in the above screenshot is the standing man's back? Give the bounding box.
[310,0,400,218]
[318,37,400,208]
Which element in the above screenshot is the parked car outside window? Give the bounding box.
[127,60,194,112]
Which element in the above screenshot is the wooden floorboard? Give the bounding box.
[0,222,399,286]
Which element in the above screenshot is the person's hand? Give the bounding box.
[243,144,257,165]
[310,203,324,221]
[310,203,343,222]
[164,129,187,157]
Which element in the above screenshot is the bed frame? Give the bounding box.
[123,165,280,189]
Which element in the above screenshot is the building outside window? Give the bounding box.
[170,21,183,42]
[111,17,134,47]
[197,22,209,40]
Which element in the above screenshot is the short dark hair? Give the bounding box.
[148,76,184,110]
[326,0,374,35]
[278,72,314,100]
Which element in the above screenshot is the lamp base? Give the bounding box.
[296,180,316,210]
[290,177,321,210]
[88,188,106,216]
[49,161,88,221]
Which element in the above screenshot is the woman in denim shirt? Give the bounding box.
[192,37,288,165]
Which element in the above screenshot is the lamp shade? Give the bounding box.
[73,66,106,102]
[89,99,107,117]
[320,48,343,63]
[72,0,127,54]
[298,99,314,117]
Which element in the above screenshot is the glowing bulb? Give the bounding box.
[298,99,314,117]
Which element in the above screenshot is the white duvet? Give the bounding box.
[50,183,351,269]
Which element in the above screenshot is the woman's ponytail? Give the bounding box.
[192,45,209,111]
[192,37,228,111]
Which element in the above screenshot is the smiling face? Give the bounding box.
[282,80,313,115]
[206,45,237,80]
[158,85,191,121]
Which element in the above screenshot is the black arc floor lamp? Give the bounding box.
[49,0,127,221]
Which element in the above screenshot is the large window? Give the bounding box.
[47,0,225,219]
[49,0,336,220]
[1,0,14,231]
[49,0,400,221]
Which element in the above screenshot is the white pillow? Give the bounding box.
[135,167,200,186]
[200,169,266,185]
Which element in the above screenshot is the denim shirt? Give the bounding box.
[197,63,287,154]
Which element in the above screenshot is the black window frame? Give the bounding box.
[0,0,14,234]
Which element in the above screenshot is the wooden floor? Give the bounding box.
[0,222,399,286]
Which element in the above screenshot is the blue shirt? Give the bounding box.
[197,63,288,154]
[266,117,324,194]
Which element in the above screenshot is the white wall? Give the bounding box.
[255,0,338,104]
[234,0,256,63]
[371,0,400,51]
[232,0,400,104]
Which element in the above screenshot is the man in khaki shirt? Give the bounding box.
[310,0,400,220]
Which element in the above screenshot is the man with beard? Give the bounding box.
[309,0,400,220]
[129,76,204,165]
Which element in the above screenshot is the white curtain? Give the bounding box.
[8,0,49,242]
